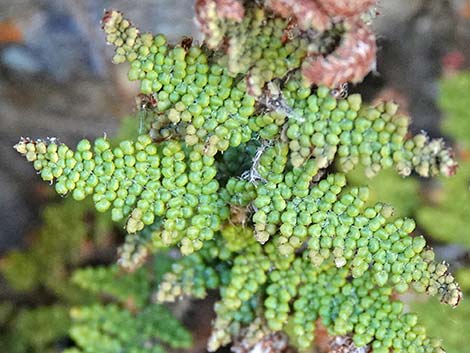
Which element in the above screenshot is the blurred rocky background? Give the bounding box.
[0,0,469,251]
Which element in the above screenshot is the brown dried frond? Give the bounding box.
[214,0,245,21]
[195,0,244,28]
[265,0,331,31]
[195,0,244,47]
[301,22,377,87]
[195,0,215,38]
[101,9,117,27]
[229,205,249,226]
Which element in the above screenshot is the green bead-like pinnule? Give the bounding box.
[116,223,173,272]
[156,234,237,304]
[102,10,142,64]
[102,8,259,156]
[14,135,228,255]
[208,296,263,351]
[214,6,309,96]
[197,4,341,96]
[226,164,461,302]
[285,260,447,353]
[155,226,455,352]
[279,71,458,176]
[102,9,456,178]
[117,232,150,272]
[213,241,269,317]
[156,251,220,303]
[220,224,257,251]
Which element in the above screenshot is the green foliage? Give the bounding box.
[408,70,470,353]
[0,198,112,294]
[0,302,13,324]
[413,298,470,353]
[346,165,421,218]
[13,69,456,258]
[71,265,150,308]
[14,3,464,353]
[14,306,71,352]
[416,70,470,248]
[67,260,192,353]
[1,249,39,291]
[0,192,188,353]
[0,198,114,353]
[15,134,229,256]
[417,160,470,247]
[454,267,470,293]
[67,304,191,353]
[439,71,470,148]
[158,211,459,352]
[0,305,70,353]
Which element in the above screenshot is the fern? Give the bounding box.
[13,2,464,353]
